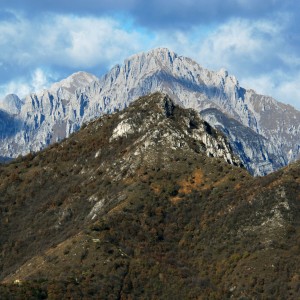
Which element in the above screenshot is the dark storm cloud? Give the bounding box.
[2,0,296,28]
[130,0,293,29]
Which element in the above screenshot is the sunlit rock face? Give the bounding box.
[0,48,299,175]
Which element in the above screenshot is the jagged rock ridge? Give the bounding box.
[200,108,284,175]
[0,48,299,175]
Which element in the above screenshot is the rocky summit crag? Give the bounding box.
[0,48,299,175]
[0,93,299,299]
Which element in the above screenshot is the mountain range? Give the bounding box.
[0,93,299,299]
[0,48,299,175]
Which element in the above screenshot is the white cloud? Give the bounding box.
[275,74,300,109]
[196,18,283,71]
[0,81,31,99]
[32,69,49,91]
[279,54,300,68]
[0,68,53,99]
[240,75,276,96]
[150,17,285,74]
[241,72,300,109]
[0,13,150,70]
[0,13,150,97]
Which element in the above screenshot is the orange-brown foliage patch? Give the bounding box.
[170,168,204,203]
[170,196,183,204]
[178,168,204,194]
[151,183,162,195]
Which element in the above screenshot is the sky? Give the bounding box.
[0,0,300,109]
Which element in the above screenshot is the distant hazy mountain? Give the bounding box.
[0,48,299,175]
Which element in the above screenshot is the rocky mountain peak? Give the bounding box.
[127,47,178,66]
[46,71,98,96]
[108,93,241,169]
[0,48,299,176]
[107,48,179,86]
[0,94,23,115]
[147,47,178,65]
[218,68,228,78]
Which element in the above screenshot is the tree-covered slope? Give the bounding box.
[0,93,299,299]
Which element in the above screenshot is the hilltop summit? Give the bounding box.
[0,93,299,298]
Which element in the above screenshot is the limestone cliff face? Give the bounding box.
[200,108,286,176]
[0,72,97,159]
[107,93,241,172]
[0,48,299,175]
